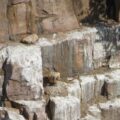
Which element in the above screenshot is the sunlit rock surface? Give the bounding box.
[109,51,120,68]
[82,98,120,120]
[80,76,96,103]
[99,99,120,120]
[48,96,80,120]
[67,79,81,100]
[14,100,48,120]
[0,0,9,41]
[38,25,120,77]
[0,107,25,120]
[0,44,43,100]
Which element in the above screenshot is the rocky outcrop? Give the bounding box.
[7,0,79,40]
[48,96,80,120]
[82,98,120,120]
[0,0,9,41]
[13,100,47,120]
[0,44,43,100]
[0,107,25,120]
[109,51,120,68]
[38,25,120,77]
[0,24,119,119]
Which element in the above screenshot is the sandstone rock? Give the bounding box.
[67,79,81,100]
[0,44,43,100]
[44,82,68,97]
[73,0,106,22]
[0,76,4,96]
[88,105,101,120]
[21,34,39,44]
[80,75,96,103]
[36,0,79,33]
[99,98,120,120]
[82,99,120,120]
[93,25,120,69]
[94,74,106,97]
[8,3,29,36]
[13,100,47,120]
[9,0,30,5]
[39,28,96,77]
[0,107,25,120]
[0,0,9,41]
[48,96,80,120]
[38,25,120,77]
[104,69,120,99]
[109,51,120,68]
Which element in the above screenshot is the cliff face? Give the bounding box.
[0,0,120,120]
[0,0,120,41]
[0,25,119,120]
[0,0,9,41]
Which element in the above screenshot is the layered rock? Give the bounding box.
[38,25,120,77]
[0,0,9,41]
[13,100,47,120]
[0,107,25,120]
[109,51,120,68]
[8,1,31,39]
[0,43,43,100]
[82,99,120,120]
[36,0,79,33]
[48,96,80,120]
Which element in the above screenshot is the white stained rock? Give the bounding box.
[104,69,120,99]
[67,79,81,100]
[81,105,101,120]
[80,76,96,103]
[109,52,120,69]
[15,100,47,120]
[21,34,39,44]
[50,96,80,120]
[8,111,25,120]
[99,98,120,120]
[81,114,99,120]
[88,105,101,119]
[94,74,106,97]
[0,107,25,120]
[0,44,43,99]
[15,100,46,112]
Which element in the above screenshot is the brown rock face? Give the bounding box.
[9,0,30,5]
[36,0,79,33]
[73,0,107,22]
[7,80,38,100]
[0,0,9,41]
[8,3,29,36]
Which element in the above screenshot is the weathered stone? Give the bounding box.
[0,0,9,41]
[38,25,120,77]
[109,51,120,68]
[44,81,68,97]
[9,0,30,5]
[0,76,4,96]
[67,79,81,100]
[8,3,29,36]
[81,105,101,120]
[99,99,120,120]
[105,70,120,99]
[36,0,79,33]
[0,107,25,120]
[82,99,120,120]
[80,75,96,103]
[13,100,47,120]
[49,96,80,120]
[21,34,38,44]
[39,28,96,77]
[0,44,43,100]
